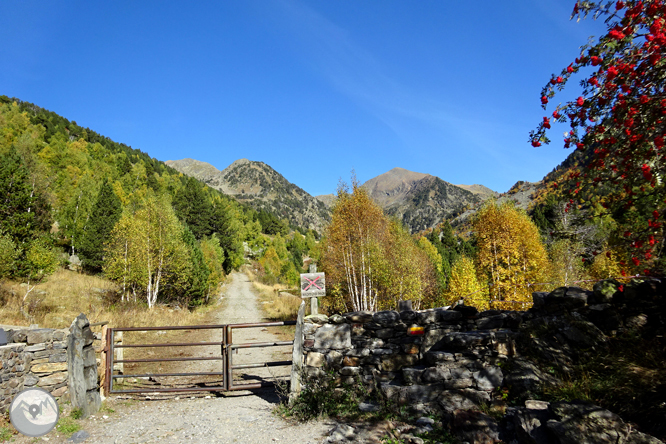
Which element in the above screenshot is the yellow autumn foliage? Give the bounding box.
[473,200,549,310]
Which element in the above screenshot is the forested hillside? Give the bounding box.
[0,97,298,308]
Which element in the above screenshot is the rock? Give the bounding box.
[326,350,343,366]
[543,287,589,311]
[305,352,325,367]
[510,406,553,444]
[344,311,373,323]
[525,399,550,410]
[402,367,425,385]
[586,304,622,333]
[373,310,400,327]
[358,402,380,412]
[476,314,506,330]
[326,424,355,442]
[68,430,90,443]
[399,310,418,323]
[626,314,649,330]
[503,359,559,394]
[329,314,346,324]
[453,304,478,317]
[473,367,503,391]
[32,362,68,373]
[532,292,549,310]
[27,329,54,345]
[37,371,68,386]
[425,351,455,364]
[305,314,329,324]
[24,374,39,386]
[381,354,418,372]
[439,310,463,322]
[451,410,500,444]
[314,324,351,349]
[339,366,361,376]
[68,254,82,271]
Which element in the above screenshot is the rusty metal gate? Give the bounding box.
[103,321,296,395]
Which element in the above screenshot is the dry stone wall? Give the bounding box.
[0,314,101,418]
[297,278,666,443]
[0,327,68,412]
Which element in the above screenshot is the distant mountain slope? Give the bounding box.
[361,168,482,233]
[166,158,330,232]
[455,184,499,200]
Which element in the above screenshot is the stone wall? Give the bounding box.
[0,327,68,412]
[0,314,101,418]
[296,278,666,442]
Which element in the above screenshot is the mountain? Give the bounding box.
[361,168,483,233]
[454,184,499,200]
[165,158,330,233]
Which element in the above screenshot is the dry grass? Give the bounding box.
[244,266,302,342]
[0,268,213,330]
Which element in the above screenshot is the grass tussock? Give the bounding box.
[0,268,214,330]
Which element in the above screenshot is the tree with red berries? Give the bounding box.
[531,0,666,274]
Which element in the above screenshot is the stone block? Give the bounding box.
[399,310,418,323]
[473,367,503,391]
[27,329,54,345]
[402,343,419,354]
[326,350,343,366]
[340,366,361,376]
[373,310,400,327]
[48,351,66,363]
[342,356,359,367]
[314,324,351,350]
[476,315,506,330]
[444,378,473,389]
[422,366,451,383]
[53,341,67,349]
[438,310,463,322]
[305,352,325,367]
[37,371,67,386]
[380,355,418,372]
[53,330,67,341]
[83,346,96,367]
[402,367,425,385]
[426,351,455,365]
[303,339,315,348]
[304,314,329,324]
[84,366,98,391]
[25,344,46,352]
[329,314,346,324]
[24,375,39,386]
[344,311,373,323]
[375,328,394,339]
[84,390,101,417]
[51,386,68,397]
[371,348,394,356]
[302,323,320,336]
[32,362,67,374]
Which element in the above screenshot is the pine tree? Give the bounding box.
[0,146,39,244]
[173,177,214,240]
[180,226,210,306]
[79,179,122,272]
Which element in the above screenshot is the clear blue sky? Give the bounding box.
[1,1,608,196]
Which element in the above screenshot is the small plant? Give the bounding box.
[70,408,84,420]
[55,417,80,435]
[0,426,13,442]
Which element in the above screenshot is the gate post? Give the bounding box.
[289,301,306,404]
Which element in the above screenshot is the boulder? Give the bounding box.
[314,324,351,350]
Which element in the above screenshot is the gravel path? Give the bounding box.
[11,272,332,444]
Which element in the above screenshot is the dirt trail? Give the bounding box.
[11,271,331,444]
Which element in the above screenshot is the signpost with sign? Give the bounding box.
[300,271,325,315]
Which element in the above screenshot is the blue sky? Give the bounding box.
[0,1,608,196]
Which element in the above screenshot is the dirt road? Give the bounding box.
[11,271,331,444]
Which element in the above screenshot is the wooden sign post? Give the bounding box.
[301,265,325,316]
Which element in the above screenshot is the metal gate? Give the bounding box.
[103,321,296,395]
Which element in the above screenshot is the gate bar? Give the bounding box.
[111,324,228,332]
[113,371,225,379]
[116,341,223,348]
[116,357,224,364]
[230,341,293,349]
